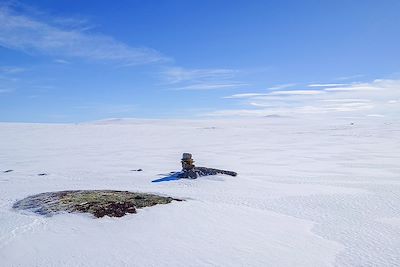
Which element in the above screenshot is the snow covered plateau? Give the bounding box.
[1,117,399,266]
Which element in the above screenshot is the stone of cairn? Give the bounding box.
[181,153,196,171]
[178,153,237,179]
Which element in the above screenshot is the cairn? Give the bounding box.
[178,153,237,179]
[181,153,196,171]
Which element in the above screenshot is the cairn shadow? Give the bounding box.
[151,168,237,183]
[151,172,181,183]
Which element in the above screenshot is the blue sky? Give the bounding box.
[0,0,399,122]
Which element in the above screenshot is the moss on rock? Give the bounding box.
[13,190,181,218]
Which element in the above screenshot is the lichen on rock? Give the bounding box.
[13,190,181,218]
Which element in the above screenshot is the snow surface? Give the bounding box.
[1,117,400,266]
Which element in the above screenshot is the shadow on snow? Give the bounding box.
[151,172,181,183]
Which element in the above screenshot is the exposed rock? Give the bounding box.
[3,169,13,173]
[178,167,237,179]
[178,153,237,179]
[13,190,182,218]
[37,173,48,176]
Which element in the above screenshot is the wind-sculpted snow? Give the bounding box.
[0,117,399,266]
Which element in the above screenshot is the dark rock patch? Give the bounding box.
[13,190,182,218]
[3,169,13,173]
[178,167,237,179]
[179,153,237,179]
[152,153,237,182]
[37,173,48,176]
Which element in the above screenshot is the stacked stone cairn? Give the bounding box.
[178,153,237,179]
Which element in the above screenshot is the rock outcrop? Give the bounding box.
[13,190,181,218]
[178,153,237,179]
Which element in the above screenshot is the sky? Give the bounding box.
[0,0,399,122]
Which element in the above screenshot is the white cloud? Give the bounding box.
[207,109,274,117]
[268,83,297,90]
[0,66,26,74]
[172,83,248,91]
[163,67,246,91]
[74,103,136,114]
[307,83,349,87]
[269,90,324,95]
[163,67,237,84]
[0,66,25,94]
[224,89,324,99]
[224,93,269,99]
[210,79,400,117]
[367,114,385,117]
[320,98,371,103]
[336,74,364,81]
[324,86,377,92]
[0,6,166,65]
[322,102,375,112]
[249,102,273,107]
[54,59,70,64]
